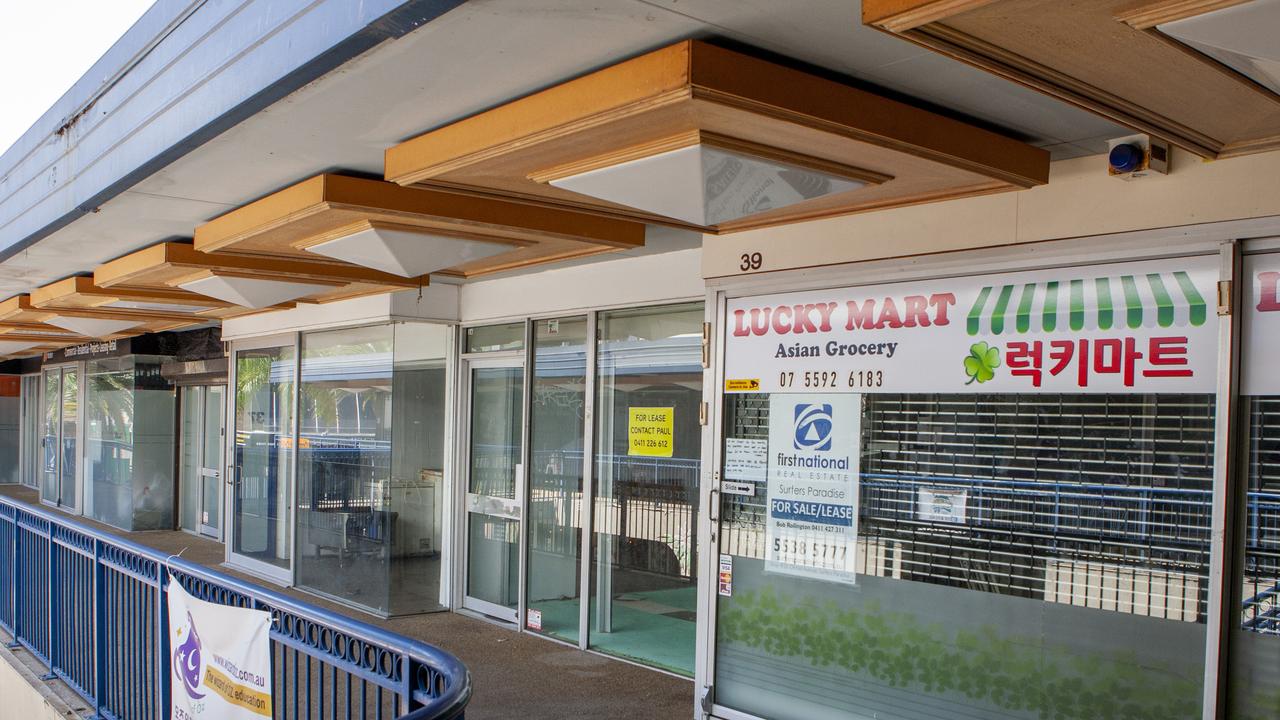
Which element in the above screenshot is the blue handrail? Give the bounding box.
[0,495,470,720]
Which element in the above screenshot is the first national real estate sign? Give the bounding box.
[169,576,274,720]
[724,255,1219,395]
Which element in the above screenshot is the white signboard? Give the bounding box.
[725,256,1218,394]
[917,487,968,524]
[765,393,860,584]
[1244,253,1280,395]
[724,438,767,483]
[169,575,273,720]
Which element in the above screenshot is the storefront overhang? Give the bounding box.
[384,40,1050,234]
[862,0,1280,159]
[191,174,647,279]
[0,296,99,355]
[93,241,424,313]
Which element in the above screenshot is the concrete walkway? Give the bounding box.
[0,485,694,720]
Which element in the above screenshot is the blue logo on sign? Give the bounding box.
[793,404,833,451]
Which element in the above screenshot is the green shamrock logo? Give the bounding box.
[963,341,1000,384]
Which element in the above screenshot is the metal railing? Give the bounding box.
[0,495,470,720]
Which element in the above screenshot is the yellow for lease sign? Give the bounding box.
[628,407,674,457]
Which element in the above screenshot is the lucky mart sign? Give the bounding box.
[725,255,1219,394]
[1244,252,1280,395]
[169,575,273,720]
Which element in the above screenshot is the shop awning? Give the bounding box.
[966,271,1208,336]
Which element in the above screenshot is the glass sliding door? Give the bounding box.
[464,359,525,621]
[40,365,81,511]
[231,341,296,580]
[590,303,703,675]
[202,386,225,536]
[180,385,225,538]
[526,316,588,642]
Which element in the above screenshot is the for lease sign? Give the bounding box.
[725,256,1218,394]
[765,393,860,585]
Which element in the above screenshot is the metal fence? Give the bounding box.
[0,495,470,720]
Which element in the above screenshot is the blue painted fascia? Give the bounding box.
[0,0,465,264]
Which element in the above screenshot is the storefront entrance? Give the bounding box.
[459,306,704,675]
[39,364,80,512]
[229,337,296,583]
[462,358,525,622]
[179,384,225,538]
[700,247,1227,720]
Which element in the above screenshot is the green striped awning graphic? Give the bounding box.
[966,271,1207,336]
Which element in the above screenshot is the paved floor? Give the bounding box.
[0,485,694,720]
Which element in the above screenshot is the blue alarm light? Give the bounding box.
[1109,143,1145,173]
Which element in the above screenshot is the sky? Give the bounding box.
[0,0,156,158]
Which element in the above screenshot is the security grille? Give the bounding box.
[1244,395,1280,634]
[721,392,1216,622]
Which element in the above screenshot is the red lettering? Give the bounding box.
[732,309,750,337]
[1259,272,1280,312]
[814,302,837,332]
[845,299,878,330]
[902,295,930,328]
[930,293,956,326]
[772,306,793,334]
[749,307,771,336]
[876,297,903,329]
[794,304,822,334]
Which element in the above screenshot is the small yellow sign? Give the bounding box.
[628,407,674,457]
[725,378,761,392]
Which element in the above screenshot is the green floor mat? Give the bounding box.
[529,586,697,675]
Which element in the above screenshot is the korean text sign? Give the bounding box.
[725,256,1218,394]
[169,575,273,720]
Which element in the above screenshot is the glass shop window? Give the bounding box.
[295,322,449,616]
[714,256,1220,720]
[465,322,525,354]
[1231,251,1280,718]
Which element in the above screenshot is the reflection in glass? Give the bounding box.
[590,303,703,675]
[466,365,523,612]
[60,367,78,510]
[465,322,525,354]
[526,317,587,642]
[84,358,133,528]
[715,392,1215,720]
[294,323,449,616]
[233,345,295,569]
[40,368,61,504]
[19,375,41,487]
[71,356,178,531]
[1233,396,1280,716]
[179,386,202,532]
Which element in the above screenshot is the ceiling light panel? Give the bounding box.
[1160,1,1280,95]
[550,143,868,227]
[0,341,39,354]
[46,316,143,337]
[305,225,513,277]
[180,275,338,309]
